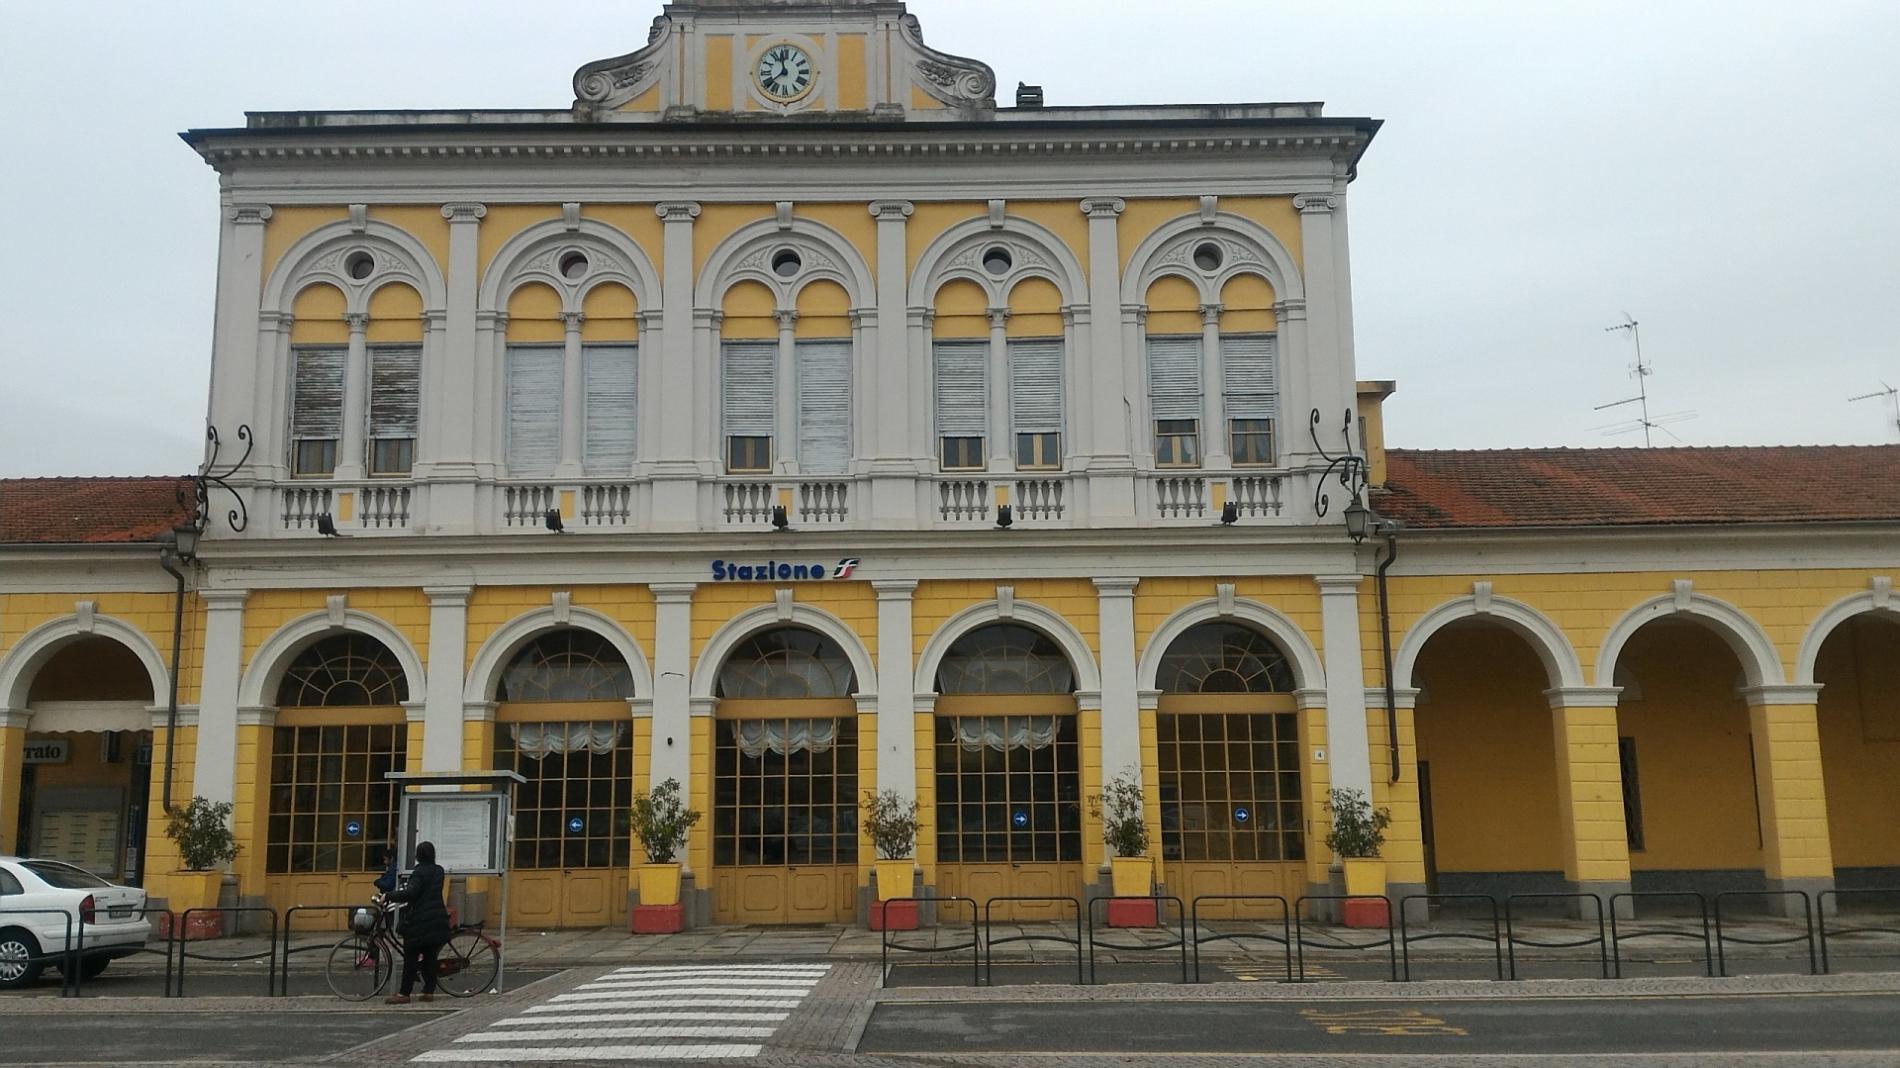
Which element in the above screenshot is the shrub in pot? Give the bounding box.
[862,789,919,903]
[1324,787,1392,897]
[163,796,239,937]
[630,778,700,907]
[1092,770,1153,897]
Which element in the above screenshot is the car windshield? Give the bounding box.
[23,861,113,890]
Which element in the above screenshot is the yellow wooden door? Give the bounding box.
[938,863,1085,921]
[1171,862,1302,920]
[713,865,854,925]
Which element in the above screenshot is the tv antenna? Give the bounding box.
[1592,313,1695,445]
[1850,382,1900,441]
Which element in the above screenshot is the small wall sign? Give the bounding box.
[23,739,69,765]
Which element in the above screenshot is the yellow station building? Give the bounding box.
[2,0,1896,930]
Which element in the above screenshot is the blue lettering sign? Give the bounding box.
[708,557,866,581]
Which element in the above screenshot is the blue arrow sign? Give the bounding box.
[567,817,585,834]
[1233,806,1251,824]
[1011,810,1029,829]
[344,820,362,838]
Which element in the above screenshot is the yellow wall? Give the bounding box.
[506,282,565,344]
[366,205,449,279]
[1816,614,1900,869]
[289,284,348,345]
[262,207,348,285]
[1413,623,1565,873]
[477,205,563,284]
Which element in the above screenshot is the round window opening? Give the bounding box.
[771,249,803,278]
[559,251,590,280]
[1193,242,1225,272]
[982,246,1014,276]
[344,251,376,281]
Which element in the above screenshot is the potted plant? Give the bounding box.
[629,779,699,931]
[1092,769,1156,926]
[1324,787,1392,898]
[862,789,921,931]
[163,796,238,939]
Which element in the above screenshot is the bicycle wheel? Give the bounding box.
[325,934,393,1001]
[436,929,499,997]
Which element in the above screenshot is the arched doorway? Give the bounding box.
[1411,621,1567,898]
[710,627,860,925]
[932,623,1082,919]
[19,637,155,884]
[491,628,636,929]
[263,633,410,914]
[1155,622,1307,917]
[1815,614,1900,890]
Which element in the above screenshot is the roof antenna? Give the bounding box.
[1849,382,1900,442]
[1591,313,1696,445]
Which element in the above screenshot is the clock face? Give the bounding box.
[756,44,814,101]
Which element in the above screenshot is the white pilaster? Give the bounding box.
[1094,578,1142,787]
[213,204,271,482]
[1316,575,1372,798]
[650,583,696,793]
[334,313,370,481]
[873,581,919,799]
[428,203,485,491]
[869,201,919,526]
[775,310,800,472]
[653,202,702,518]
[422,586,473,772]
[1199,303,1229,468]
[557,311,586,478]
[1293,194,1351,438]
[985,308,1011,473]
[194,590,249,806]
[1081,197,1136,519]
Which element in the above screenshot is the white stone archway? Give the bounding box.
[463,607,654,706]
[1120,211,1305,307]
[0,612,170,714]
[908,215,1089,308]
[1394,590,1587,692]
[1594,587,1784,690]
[695,216,876,311]
[1794,579,1900,686]
[478,217,662,315]
[1137,597,1326,694]
[913,599,1102,700]
[261,219,447,316]
[689,602,877,701]
[237,610,427,710]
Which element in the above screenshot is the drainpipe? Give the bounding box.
[1375,525,1400,783]
[158,545,187,814]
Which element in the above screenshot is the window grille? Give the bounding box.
[796,340,852,475]
[505,345,562,475]
[934,715,1081,863]
[497,629,634,702]
[935,623,1076,695]
[582,344,637,473]
[265,724,405,874]
[1156,623,1296,694]
[1157,712,1304,862]
[493,721,633,870]
[276,634,409,708]
[714,718,858,866]
[716,627,857,699]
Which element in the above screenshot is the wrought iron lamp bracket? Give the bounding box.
[179,423,254,538]
[1308,407,1368,519]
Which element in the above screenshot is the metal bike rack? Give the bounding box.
[1399,894,1502,982]
[1609,892,1712,979]
[1713,891,1816,977]
[1293,895,1398,983]
[173,906,278,998]
[983,896,1083,986]
[1189,895,1293,984]
[0,907,79,997]
[72,906,178,997]
[1505,893,1608,980]
[1085,895,1187,985]
[279,904,372,996]
[1818,888,1900,974]
[878,896,979,988]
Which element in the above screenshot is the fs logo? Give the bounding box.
[832,558,861,580]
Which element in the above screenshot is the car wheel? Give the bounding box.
[0,928,43,990]
[79,956,111,980]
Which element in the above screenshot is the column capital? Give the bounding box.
[0,708,31,730]
[1293,687,1328,711]
[906,308,936,328]
[849,308,877,329]
[655,201,703,221]
[774,309,800,329]
[477,310,508,329]
[986,307,1012,329]
[462,701,498,723]
[225,203,273,225]
[1121,303,1149,326]
[424,585,474,605]
[440,202,488,222]
[638,309,666,328]
[1293,192,1339,215]
[693,308,725,327]
[1199,303,1224,326]
[343,312,370,335]
[1315,574,1364,595]
[869,200,915,220]
[1367,686,1422,710]
[651,582,698,604]
[561,311,586,332]
[1544,686,1624,710]
[1273,298,1308,322]
[235,705,277,728]
[1080,196,1127,219]
[872,579,919,598]
[200,589,251,609]
[259,311,294,334]
[1062,303,1090,328]
[1093,577,1140,596]
[1741,684,1824,708]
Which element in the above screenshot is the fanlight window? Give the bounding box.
[717,627,856,699]
[276,634,408,707]
[1156,622,1295,694]
[936,624,1075,695]
[497,629,634,702]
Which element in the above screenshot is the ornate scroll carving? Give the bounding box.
[572,15,673,113]
[899,14,996,108]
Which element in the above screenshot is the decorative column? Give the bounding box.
[906,309,936,464]
[1199,303,1229,468]
[334,313,371,481]
[985,307,1011,473]
[1081,196,1136,519]
[194,590,250,807]
[652,203,702,519]
[1274,299,1311,470]
[1315,576,1373,801]
[215,204,270,481]
[1743,685,1836,913]
[649,584,696,797]
[775,309,800,473]
[422,586,473,772]
[873,581,919,800]
[556,311,587,478]
[0,709,26,855]
[1094,578,1142,862]
[1292,193,1350,445]
[868,202,916,521]
[1546,686,1634,915]
[428,203,485,512]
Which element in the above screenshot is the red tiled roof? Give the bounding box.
[0,477,194,545]
[1378,446,1900,530]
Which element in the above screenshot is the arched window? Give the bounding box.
[497,629,634,702]
[716,627,856,699]
[275,634,408,707]
[935,624,1075,695]
[1157,623,1295,694]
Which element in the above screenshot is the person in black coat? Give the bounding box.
[383,841,451,1004]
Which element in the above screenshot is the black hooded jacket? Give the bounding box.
[386,862,451,947]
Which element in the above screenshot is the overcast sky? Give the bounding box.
[3,0,1897,478]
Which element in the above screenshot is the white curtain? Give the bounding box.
[953,716,1057,753]
[510,722,626,759]
[732,719,838,759]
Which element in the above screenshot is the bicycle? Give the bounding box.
[324,896,501,1001]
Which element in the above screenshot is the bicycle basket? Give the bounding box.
[349,908,377,934]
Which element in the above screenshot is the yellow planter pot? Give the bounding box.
[1341,858,1386,898]
[1109,856,1153,897]
[165,871,224,913]
[637,864,682,907]
[874,860,915,902]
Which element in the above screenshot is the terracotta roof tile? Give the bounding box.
[1378,446,1900,529]
[0,477,195,545]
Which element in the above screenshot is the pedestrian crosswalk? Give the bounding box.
[412,963,828,1063]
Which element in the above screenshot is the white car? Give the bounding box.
[0,856,152,988]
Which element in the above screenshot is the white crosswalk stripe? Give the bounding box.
[412,963,830,1063]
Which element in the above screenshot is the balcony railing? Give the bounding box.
[280,482,413,532]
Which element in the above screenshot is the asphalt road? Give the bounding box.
[1,968,556,998]
[859,993,1900,1058]
[0,1011,439,1064]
